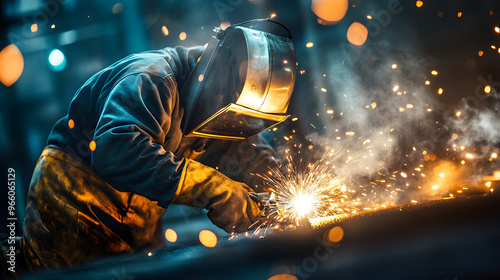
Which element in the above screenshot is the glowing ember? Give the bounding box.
[432,185,439,190]
[456,111,461,117]
[495,26,500,33]
[484,85,491,94]
[416,1,423,8]
[466,153,474,159]
[438,88,443,94]
[392,64,397,69]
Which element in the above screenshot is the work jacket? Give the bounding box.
[24,46,277,269]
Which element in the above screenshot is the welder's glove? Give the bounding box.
[171,159,262,233]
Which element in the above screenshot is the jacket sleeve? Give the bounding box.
[198,134,280,192]
[91,73,183,208]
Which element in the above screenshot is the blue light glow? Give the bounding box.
[48,49,66,71]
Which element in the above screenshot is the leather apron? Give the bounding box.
[23,146,166,270]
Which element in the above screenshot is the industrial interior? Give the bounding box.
[1,0,500,279]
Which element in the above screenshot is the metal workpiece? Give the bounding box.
[27,193,500,280]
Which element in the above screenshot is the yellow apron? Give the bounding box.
[23,146,166,270]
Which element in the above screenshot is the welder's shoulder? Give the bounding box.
[108,49,180,81]
[100,46,203,87]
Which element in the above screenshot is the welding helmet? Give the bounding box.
[180,19,296,140]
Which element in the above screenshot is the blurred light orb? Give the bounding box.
[161,26,169,36]
[311,0,348,25]
[0,44,24,87]
[89,140,96,151]
[112,3,124,14]
[268,274,298,280]
[328,226,344,243]
[220,21,231,29]
[347,22,368,46]
[179,32,187,41]
[48,49,66,71]
[199,230,217,248]
[164,228,177,243]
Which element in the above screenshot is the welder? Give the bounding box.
[2,19,296,273]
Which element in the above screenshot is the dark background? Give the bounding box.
[1,0,499,243]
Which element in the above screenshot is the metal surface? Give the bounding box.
[24,194,500,280]
[180,21,296,140]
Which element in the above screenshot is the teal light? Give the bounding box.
[48,49,66,71]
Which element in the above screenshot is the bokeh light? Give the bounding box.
[48,49,67,71]
[328,226,344,243]
[89,140,96,151]
[311,0,348,25]
[165,228,177,243]
[0,44,24,87]
[199,230,217,248]
[68,119,75,129]
[220,22,230,29]
[161,26,169,36]
[268,274,298,280]
[347,22,368,46]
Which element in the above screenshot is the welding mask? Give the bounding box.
[180,19,296,140]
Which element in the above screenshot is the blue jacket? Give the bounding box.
[47,46,277,207]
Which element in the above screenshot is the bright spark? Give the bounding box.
[261,151,350,224]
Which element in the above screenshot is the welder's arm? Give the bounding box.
[171,159,261,233]
[91,73,185,207]
[199,135,280,192]
[91,73,261,232]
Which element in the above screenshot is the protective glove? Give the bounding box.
[171,159,262,233]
